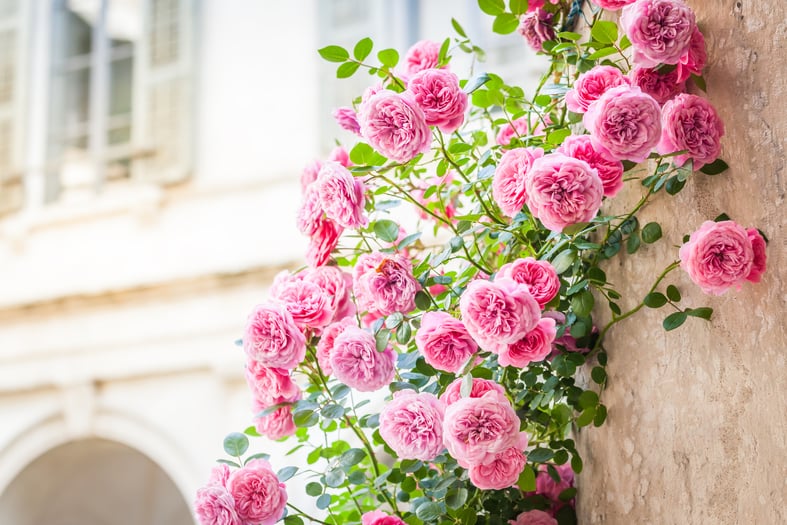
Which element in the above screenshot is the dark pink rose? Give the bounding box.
[498,257,560,309]
[330,326,396,392]
[316,161,368,229]
[509,509,558,525]
[440,377,506,406]
[316,316,355,375]
[306,215,343,267]
[362,510,406,525]
[245,362,300,408]
[492,147,545,217]
[518,8,555,52]
[243,303,306,370]
[676,27,706,82]
[621,0,696,68]
[557,134,624,197]
[304,265,355,322]
[679,220,755,295]
[583,85,662,162]
[746,228,767,284]
[353,252,419,317]
[227,459,287,525]
[333,106,361,136]
[468,447,527,490]
[415,311,477,373]
[272,278,335,329]
[359,91,431,163]
[526,153,604,232]
[402,40,442,80]
[657,93,724,169]
[565,66,630,114]
[498,317,557,368]
[253,403,297,441]
[194,484,241,525]
[592,0,636,9]
[407,68,468,133]
[631,66,685,105]
[379,391,446,461]
[536,463,575,503]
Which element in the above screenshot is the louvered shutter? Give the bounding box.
[0,0,26,214]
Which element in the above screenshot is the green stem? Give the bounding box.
[287,502,330,525]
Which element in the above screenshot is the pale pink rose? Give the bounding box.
[379,391,446,461]
[358,91,431,163]
[407,69,468,133]
[330,326,396,392]
[460,278,541,353]
[518,8,555,52]
[468,447,527,490]
[207,464,231,487]
[362,83,384,104]
[316,317,356,375]
[402,40,442,80]
[621,0,696,68]
[526,153,603,232]
[440,377,506,406]
[362,510,406,525]
[228,460,287,525]
[243,303,306,370]
[245,362,300,408]
[746,229,767,284]
[492,147,545,217]
[306,216,343,267]
[254,403,297,441]
[297,185,323,237]
[631,66,685,105]
[316,161,368,229]
[415,311,477,374]
[272,278,335,330]
[680,220,755,295]
[557,135,624,197]
[536,463,575,503]
[300,160,322,191]
[498,257,560,309]
[412,172,459,221]
[657,93,724,169]
[509,509,558,525]
[592,0,636,9]
[353,252,419,317]
[194,484,241,525]
[304,265,355,322]
[496,116,531,146]
[583,85,662,162]
[333,106,361,136]
[676,27,706,82]
[565,66,630,114]
[443,390,525,467]
[499,317,557,367]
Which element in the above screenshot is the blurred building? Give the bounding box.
[0,0,542,523]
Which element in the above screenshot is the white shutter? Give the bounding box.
[134,0,194,185]
[0,0,26,214]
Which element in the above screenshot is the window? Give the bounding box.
[0,0,26,215]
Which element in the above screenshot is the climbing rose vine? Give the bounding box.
[195,1,768,524]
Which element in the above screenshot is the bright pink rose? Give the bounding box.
[525,153,603,232]
[407,69,468,133]
[333,106,361,136]
[583,85,662,162]
[631,66,685,105]
[565,66,630,114]
[536,463,575,502]
[440,377,506,406]
[306,216,343,267]
[353,252,419,317]
[273,278,335,329]
[330,326,396,392]
[316,161,367,229]
[245,363,300,408]
[304,265,355,322]
[498,257,560,309]
[316,317,355,375]
[359,91,431,163]
[509,509,558,525]
[460,278,541,353]
[415,311,477,373]
[746,229,767,284]
[499,317,557,367]
[592,0,636,9]
[328,146,351,167]
[402,40,442,80]
[468,447,527,490]
[657,93,724,169]
[254,403,297,441]
[679,220,755,295]
[676,27,706,82]
[379,391,446,461]
[362,510,406,525]
[443,390,525,467]
[243,303,306,370]
[492,147,545,217]
[621,0,696,68]
[194,484,241,525]
[557,134,624,197]
[518,8,555,52]
[227,459,287,525]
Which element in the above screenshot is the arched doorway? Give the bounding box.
[0,438,194,525]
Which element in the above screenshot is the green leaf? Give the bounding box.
[557,31,582,41]
[244,425,261,437]
[665,175,686,195]
[641,222,663,243]
[576,407,596,427]
[324,468,346,488]
[446,487,469,509]
[691,73,707,91]
[375,328,390,352]
[294,410,319,427]
[578,390,599,409]
[316,493,332,510]
[414,290,432,310]
[686,307,713,320]
[551,249,576,274]
[478,0,505,15]
[337,61,360,79]
[626,231,641,254]
[243,452,270,464]
[528,448,554,463]
[571,453,584,474]
[306,482,322,497]
[594,404,608,427]
[663,311,688,331]
[570,289,595,316]
[339,448,367,467]
[452,18,468,38]
[353,37,373,61]
[465,73,491,94]
[591,20,618,44]
[644,292,668,308]
[700,158,729,175]
[374,219,400,243]
[591,366,606,384]
[321,403,346,419]
[492,13,520,34]
[318,45,349,62]
[378,48,399,67]
[223,432,249,457]
[509,0,529,15]
[284,516,305,525]
[547,128,571,145]
[518,466,536,492]
[586,46,618,60]
[216,458,240,468]
[277,466,298,482]
[416,501,444,521]
[396,321,412,344]
[666,285,681,302]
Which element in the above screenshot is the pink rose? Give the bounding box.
[583,85,662,162]
[362,510,406,525]
[536,463,575,502]
[379,391,446,461]
[304,265,356,322]
[243,303,306,370]
[353,252,419,317]
[592,0,636,9]
[443,390,525,467]
[509,509,558,525]
[254,403,297,441]
[359,91,431,163]
[299,149,351,191]
[676,27,706,82]
[330,326,396,392]
[679,220,755,295]
[316,161,368,229]
[228,460,287,525]
[194,484,241,525]
[499,317,557,367]
[746,228,767,284]
[245,363,300,408]
[328,146,351,167]
[440,377,506,406]
[556,135,624,197]
[496,116,530,146]
[415,311,478,373]
[407,69,468,133]
[296,185,323,236]
[657,93,724,169]
[544,311,592,357]
[492,147,545,217]
[460,278,541,353]
[316,317,356,375]
[402,40,442,80]
[518,8,555,52]
[333,106,361,136]
[526,153,603,232]
[631,66,685,105]
[565,66,630,114]
[306,216,343,267]
[468,447,527,490]
[498,257,560,309]
[273,278,335,329]
[621,0,696,68]
[208,464,231,487]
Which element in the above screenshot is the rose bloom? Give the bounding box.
[415,311,477,373]
[621,0,696,68]
[498,257,560,309]
[407,68,468,133]
[208,464,231,487]
[536,463,575,503]
[680,220,756,295]
[362,510,406,525]
[631,66,685,105]
[353,252,419,317]
[402,40,442,80]
[296,185,323,237]
[330,326,396,392]
[509,509,558,525]
[518,8,555,52]
[592,0,636,9]
[498,317,557,367]
[245,362,300,408]
[316,317,355,375]
[333,106,361,136]
[379,391,446,461]
[194,484,241,525]
[304,265,355,322]
[243,303,305,370]
[676,27,706,82]
[254,404,297,441]
[316,161,368,229]
[359,91,431,163]
[526,153,604,232]
[565,65,631,114]
[440,377,506,406]
[544,311,592,357]
[746,228,768,284]
[272,278,335,329]
[468,447,527,490]
[306,215,343,267]
[557,134,624,197]
[443,390,526,467]
[300,147,351,190]
[227,459,287,525]
[583,85,662,163]
[657,93,724,169]
[496,116,530,146]
[492,147,545,217]
[459,278,541,353]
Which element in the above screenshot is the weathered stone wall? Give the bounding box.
[577,2,786,524]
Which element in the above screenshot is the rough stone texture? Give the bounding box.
[576,1,787,524]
